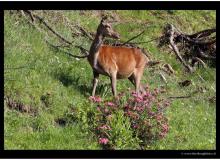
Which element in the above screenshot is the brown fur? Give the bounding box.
[88,18,149,97]
[96,45,148,79]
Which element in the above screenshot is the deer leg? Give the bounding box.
[134,68,145,94]
[128,75,136,88]
[129,74,142,94]
[135,77,140,94]
[92,71,99,96]
[110,72,117,97]
[139,84,145,94]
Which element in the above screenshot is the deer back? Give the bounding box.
[96,45,148,78]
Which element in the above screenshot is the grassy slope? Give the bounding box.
[4,10,216,150]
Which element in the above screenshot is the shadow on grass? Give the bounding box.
[54,71,110,97]
[55,71,91,97]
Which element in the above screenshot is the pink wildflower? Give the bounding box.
[148,111,155,116]
[161,124,169,132]
[135,97,143,103]
[99,138,109,145]
[133,124,138,129]
[136,106,144,112]
[106,102,114,106]
[143,92,151,98]
[89,96,102,103]
[104,108,109,113]
[156,114,163,121]
[131,91,138,97]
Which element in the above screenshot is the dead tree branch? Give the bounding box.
[23,10,72,45]
[20,10,89,59]
[122,30,145,45]
[168,24,193,73]
[75,25,94,41]
[160,23,216,71]
[74,45,89,55]
[187,28,216,39]
[168,90,199,99]
[45,39,88,58]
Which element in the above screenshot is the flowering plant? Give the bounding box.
[89,84,171,149]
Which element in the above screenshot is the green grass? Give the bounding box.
[4,10,216,150]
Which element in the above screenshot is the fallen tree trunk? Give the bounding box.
[160,24,216,72]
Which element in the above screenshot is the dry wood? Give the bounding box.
[122,30,145,45]
[74,45,89,55]
[23,10,72,45]
[160,23,216,71]
[193,57,207,68]
[148,60,160,67]
[163,64,175,74]
[20,10,88,59]
[159,72,167,83]
[168,24,193,73]
[59,12,95,41]
[45,39,88,58]
[75,25,94,41]
[188,28,216,39]
[168,95,191,99]
[168,90,199,99]
[180,33,216,45]
[128,37,160,45]
[198,49,216,60]
[178,80,192,87]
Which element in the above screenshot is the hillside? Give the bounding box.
[4,10,216,150]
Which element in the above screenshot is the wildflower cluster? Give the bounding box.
[124,87,170,143]
[89,85,171,149]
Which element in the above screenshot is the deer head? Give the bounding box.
[97,17,120,39]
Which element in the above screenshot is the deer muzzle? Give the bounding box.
[111,32,120,39]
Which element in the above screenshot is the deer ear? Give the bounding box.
[101,16,108,23]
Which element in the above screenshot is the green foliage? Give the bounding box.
[4,10,216,150]
[108,111,141,149]
[89,86,171,150]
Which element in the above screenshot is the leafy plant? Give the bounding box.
[88,84,171,149]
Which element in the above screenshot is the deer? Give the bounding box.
[88,17,149,97]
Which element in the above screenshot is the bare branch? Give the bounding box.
[168,95,191,99]
[128,37,160,45]
[23,10,72,45]
[159,72,167,83]
[168,90,199,99]
[193,57,207,68]
[198,49,216,60]
[74,45,89,55]
[168,24,193,73]
[187,28,216,39]
[45,39,88,58]
[122,30,145,45]
[20,10,88,59]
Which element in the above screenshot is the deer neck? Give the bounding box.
[89,33,104,67]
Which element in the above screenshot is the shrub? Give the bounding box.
[97,110,140,149]
[89,84,171,149]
